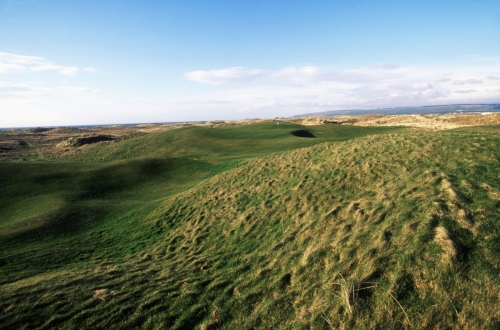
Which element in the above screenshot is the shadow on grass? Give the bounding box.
[291,130,316,138]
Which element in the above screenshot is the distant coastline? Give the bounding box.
[0,121,208,131]
[3,103,499,130]
[291,103,500,118]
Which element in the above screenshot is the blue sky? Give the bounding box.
[1,0,500,127]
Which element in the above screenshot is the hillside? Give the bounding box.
[1,122,499,329]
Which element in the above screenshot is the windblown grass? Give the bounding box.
[1,123,500,329]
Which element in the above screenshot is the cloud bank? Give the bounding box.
[182,63,500,117]
[2,56,499,127]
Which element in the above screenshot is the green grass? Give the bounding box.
[1,123,500,329]
[53,121,406,162]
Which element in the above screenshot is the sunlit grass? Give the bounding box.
[1,123,500,329]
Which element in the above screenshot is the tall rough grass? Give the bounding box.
[1,125,500,329]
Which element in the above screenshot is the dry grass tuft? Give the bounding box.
[92,288,118,301]
[481,183,493,190]
[434,226,456,264]
[301,245,315,266]
[334,274,375,315]
[480,182,500,200]
[488,191,500,201]
[441,179,457,201]
[457,209,474,231]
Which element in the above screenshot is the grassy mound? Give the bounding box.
[0,139,28,151]
[1,123,499,329]
[54,121,405,162]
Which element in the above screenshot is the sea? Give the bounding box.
[0,122,207,131]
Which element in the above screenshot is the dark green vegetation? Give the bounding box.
[1,122,499,329]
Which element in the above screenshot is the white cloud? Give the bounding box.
[464,79,483,84]
[423,89,447,99]
[451,78,483,85]
[0,82,40,95]
[185,65,402,86]
[370,62,400,69]
[388,83,433,91]
[411,83,434,90]
[271,66,369,85]
[238,100,278,112]
[57,86,99,92]
[0,52,81,76]
[454,89,476,94]
[0,63,26,74]
[85,66,97,73]
[179,63,500,118]
[0,52,45,65]
[32,64,79,75]
[272,66,329,85]
[3,59,499,126]
[184,66,267,85]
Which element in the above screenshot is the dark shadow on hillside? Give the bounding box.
[0,204,110,285]
[0,140,28,151]
[71,135,115,146]
[77,157,213,199]
[2,205,109,242]
[290,130,316,138]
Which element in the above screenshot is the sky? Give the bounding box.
[1,0,500,127]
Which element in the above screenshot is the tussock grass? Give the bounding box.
[335,274,376,315]
[434,226,457,264]
[441,178,458,201]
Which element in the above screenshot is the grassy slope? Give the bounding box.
[1,123,500,329]
[54,122,406,162]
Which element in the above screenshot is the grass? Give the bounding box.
[51,121,407,162]
[1,122,500,329]
[335,274,376,315]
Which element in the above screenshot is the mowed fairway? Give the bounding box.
[1,122,500,329]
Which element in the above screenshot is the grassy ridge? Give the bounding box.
[145,131,500,328]
[55,122,406,162]
[1,123,402,290]
[1,123,499,329]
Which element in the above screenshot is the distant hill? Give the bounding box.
[291,103,500,118]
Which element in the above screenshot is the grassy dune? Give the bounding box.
[54,122,406,162]
[1,123,499,329]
